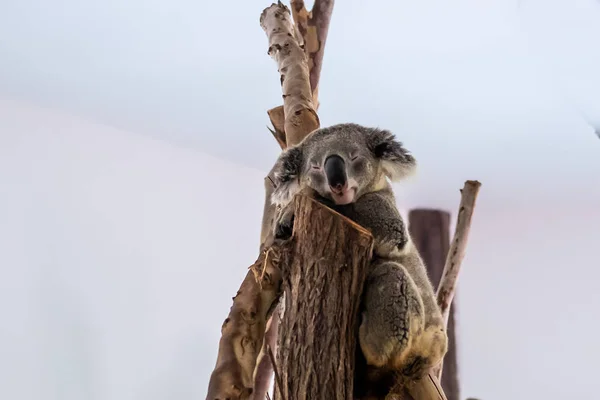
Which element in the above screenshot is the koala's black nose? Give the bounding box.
[324,154,347,191]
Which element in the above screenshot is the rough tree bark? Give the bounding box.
[409,210,459,400]
[274,195,374,400]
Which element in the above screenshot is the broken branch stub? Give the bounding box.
[275,195,374,400]
[266,108,287,149]
[205,251,282,400]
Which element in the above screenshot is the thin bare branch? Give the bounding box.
[436,180,481,325]
[252,304,280,399]
[291,0,335,109]
[267,345,285,400]
[290,0,309,48]
[432,180,481,380]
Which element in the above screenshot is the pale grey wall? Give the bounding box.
[1,97,599,400]
[0,0,599,201]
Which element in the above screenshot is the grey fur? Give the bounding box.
[270,123,447,378]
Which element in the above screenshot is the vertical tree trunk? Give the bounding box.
[408,210,460,400]
[274,195,374,400]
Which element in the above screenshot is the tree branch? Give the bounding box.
[408,210,460,400]
[205,251,282,399]
[266,0,334,137]
[291,0,335,109]
[436,180,481,327]
[261,1,319,146]
[432,180,481,380]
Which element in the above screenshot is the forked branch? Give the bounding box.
[260,1,319,146]
[266,0,334,145]
[290,0,335,109]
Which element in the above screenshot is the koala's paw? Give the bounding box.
[274,207,295,240]
[396,324,448,379]
[400,356,428,379]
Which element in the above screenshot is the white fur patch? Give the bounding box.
[271,180,300,206]
[383,160,417,182]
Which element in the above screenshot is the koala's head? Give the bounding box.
[271,123,416,206]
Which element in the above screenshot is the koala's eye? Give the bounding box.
[348,150,362,162]
[311,164,321,170]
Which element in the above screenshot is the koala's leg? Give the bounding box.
[350,191,449,377]
[358,259,425,370]
[393,244,448,378]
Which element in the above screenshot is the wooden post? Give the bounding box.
[274,195,374,400]
[408,210,459,400]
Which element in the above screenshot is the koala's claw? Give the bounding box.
[401,356,427,379]
[275,214,294,240]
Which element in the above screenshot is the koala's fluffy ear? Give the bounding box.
[367,128,416,181]
[271,146,303,206]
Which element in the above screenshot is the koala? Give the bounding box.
[270,123,447,379]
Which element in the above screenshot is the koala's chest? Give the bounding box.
[328,203,358,221]
[321,201,373,232]
[328,203,376,230]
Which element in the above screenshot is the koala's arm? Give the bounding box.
[348,191,443,327]
[344,190,408,258]
[354,192,447,375]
